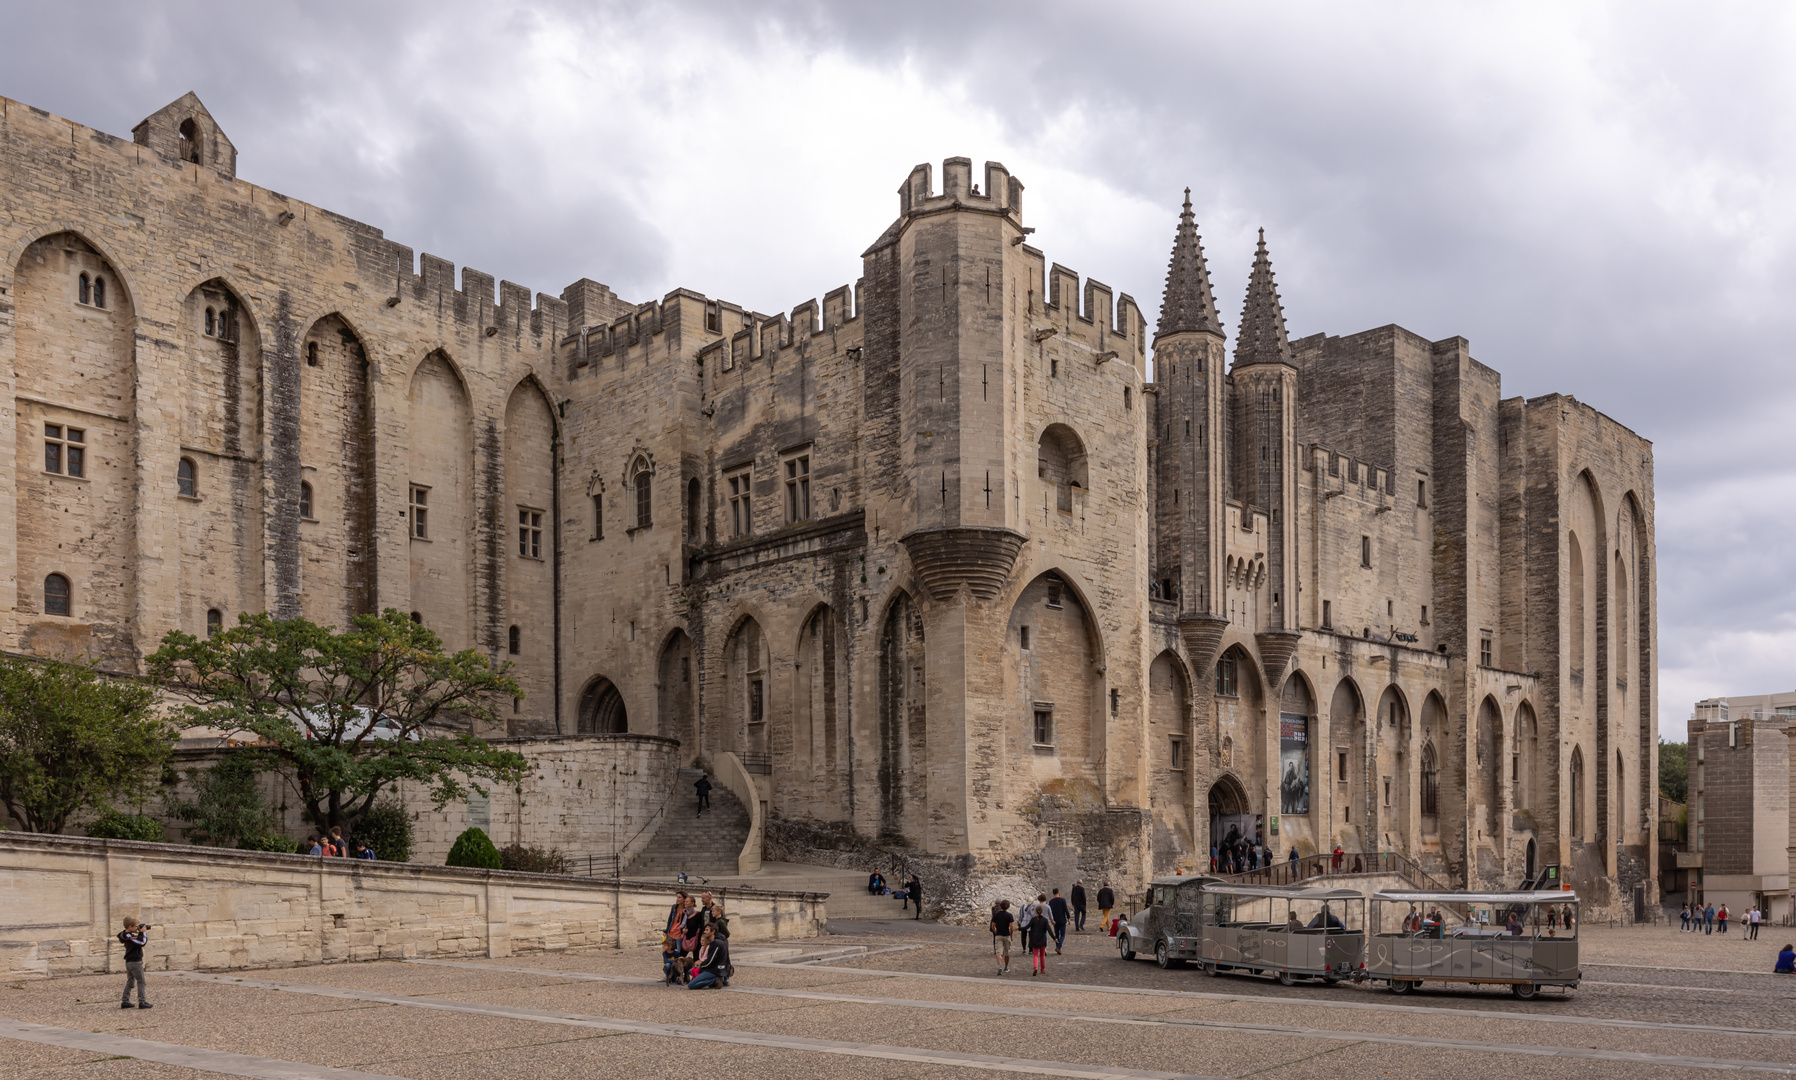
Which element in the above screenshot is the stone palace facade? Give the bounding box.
[0,93,1657,909]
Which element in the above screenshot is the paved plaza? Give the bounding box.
[4,921,1794,1079]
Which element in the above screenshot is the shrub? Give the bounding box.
[166,752,272,848]
[237,833,295,853]
[355,801,413,863]
[446,826,500,869]
[85,810,165,842]
[499,843,567,874]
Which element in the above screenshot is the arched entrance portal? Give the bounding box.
[1208,775,1254,871]
[577,677,627,734]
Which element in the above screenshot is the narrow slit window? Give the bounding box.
[508,625,520,655]
[78,273,90,305]
[592,493,603,540]
[298,480,313,519]
[633,462,652,527]
[178,457,198,498]
[93,276,105,309]
[409,486,429,539]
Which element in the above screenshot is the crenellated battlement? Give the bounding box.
[896,157,1024,222]
[399,252,569,341]
[568,280,861,382]
[1301,443,1394,498]
[1013,247,1148,365]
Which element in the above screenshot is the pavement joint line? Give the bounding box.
[1584,962,1791,977]
[399,958,1796,1068]
[0,1018,394,1080]
[165,970,1220,1080]
[719,957,1796,1038]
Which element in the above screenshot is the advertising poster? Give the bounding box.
[1279,714,1309,815]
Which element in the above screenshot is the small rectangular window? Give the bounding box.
[1169,736,1185,771]
[1033,708,1054,747]
[1420,605,1429,625]
[1383,777,1391,806]
[1046,581,1063,609]
[1338,750,1349,782]
[1360,535,1371,568]
[410,486,429,539]
[784,453,811,523]
[1417,479,1427,507]
[518,508,543,559]
[1322,600,1332,629]
[1480,634,1493,667]
[44,424,84,477]
[1019,625,1031,651]
[1215,655,1237,696]
[749,679,764,725]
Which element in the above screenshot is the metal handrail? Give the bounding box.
[1215,850,1453,893]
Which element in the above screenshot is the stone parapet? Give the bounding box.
[0,831,825,981]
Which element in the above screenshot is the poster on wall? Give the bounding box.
[1279,714,1309,815]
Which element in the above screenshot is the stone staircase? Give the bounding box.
[624,769,750,878]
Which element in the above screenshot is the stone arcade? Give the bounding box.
[0,94,1657,911]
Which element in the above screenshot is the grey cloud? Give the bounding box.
[4,0,1793,727]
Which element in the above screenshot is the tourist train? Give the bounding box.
[1118,875,1580,999]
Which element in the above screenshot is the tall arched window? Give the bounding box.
[177,457,197,498]
[43,573,70,617]
[93,275,105,309]
[205,307,216,336]
[298,480,314,520]
[508,625,520,655]
[206,608,223,636]
[78,273,90,305]
[178,117,200,163]
[1570,746,1585,840]
[633,460,652,528]
[1420,742,1439,818]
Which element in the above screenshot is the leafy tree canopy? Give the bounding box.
[146,609,527,832]
[0,654,173,834]
[1659,739,1688,804]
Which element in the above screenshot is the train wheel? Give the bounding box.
[1119,935,1135,962]
[1277,970,1295,986]
[1512,983,1539,1000]
[1390,979,1413,995]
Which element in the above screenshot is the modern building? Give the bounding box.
[1687,692,1794,923]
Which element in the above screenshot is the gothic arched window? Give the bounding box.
[43,573,71,617]
[633,459,652,528]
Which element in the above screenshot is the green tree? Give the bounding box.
[166,752,277,848]
[0,655,174,834]
[1659,739,1688,804]
[355,800,414,863]
[146,609,528,833]
[86,810,166,842]
[447,826,501,869]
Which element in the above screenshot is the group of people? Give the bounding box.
[1681,902,1764,938]
[865,871,925,919]
[305,825,376,859]
[1212,839,1273,874]
[661,889,732,988]
[986,880,1116,976]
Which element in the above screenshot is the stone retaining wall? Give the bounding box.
[0,831,824,980]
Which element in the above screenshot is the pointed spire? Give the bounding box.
[1234,227,1292,368]
[1155,188,1223,340]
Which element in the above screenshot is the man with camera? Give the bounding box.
[118,917,152,1009]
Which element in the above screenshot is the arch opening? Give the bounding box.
[577,677,628,734]
[1037,424,1088,514]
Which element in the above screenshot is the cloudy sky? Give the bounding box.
[5,2,1792,736]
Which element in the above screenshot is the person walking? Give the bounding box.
[1704,902,1716,934]
[1049,889,1070,954]
[1718,904,1729,934]
[1749,906,1761,940]
[328,826,348,855]
[694,772,712,816]
[1331,845,1344,872]
[904,874,923,919]
[1070,880,1088,932]
[990,900,1015,975]
[118,918,151,1009]
[1027,894,1053,976]
[1679,903,1691,932]
[1096,882,1116,934]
